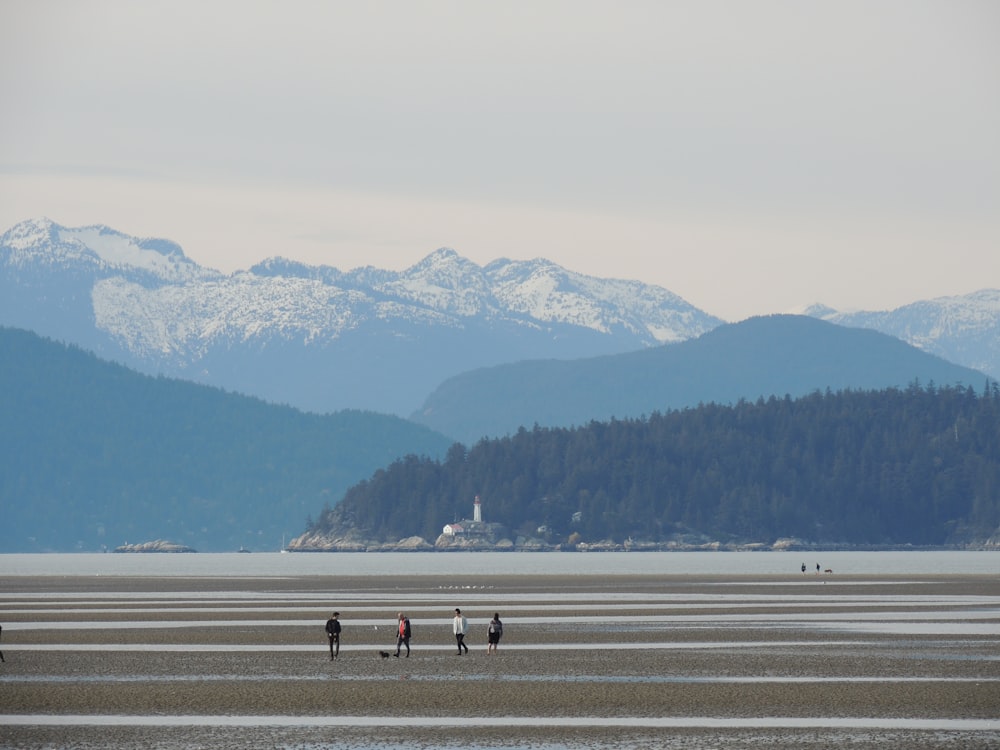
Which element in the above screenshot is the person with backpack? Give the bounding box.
[487,612,503,655]
[452,608,469,655]
[325,612,342,660]
[394,612,411,657]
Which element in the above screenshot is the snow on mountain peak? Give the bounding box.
[0,218,220,284]
[382,248,493,316]
[403,248,481,284]
[924,289,1000,316]
[4,217,997,414]
[57,225,208,282]
[0,217,61,252]
[487,257,715,343]
[790,303,839,318]
[2,218,722,361]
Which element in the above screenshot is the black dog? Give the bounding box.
[378,650,390,659]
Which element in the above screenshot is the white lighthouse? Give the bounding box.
[473,495,482,523]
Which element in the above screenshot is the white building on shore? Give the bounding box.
[443,496,484,537]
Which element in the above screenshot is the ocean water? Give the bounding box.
[1,550,998,578]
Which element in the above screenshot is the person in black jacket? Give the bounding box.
[325,612,341,660]
[487,612,503,655]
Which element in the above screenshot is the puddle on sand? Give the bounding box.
[5,673,997,685]
[2,714,998,731]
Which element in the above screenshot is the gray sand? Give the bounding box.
[2,573,998,748]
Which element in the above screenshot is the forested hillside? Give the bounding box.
[309,383,1000,548]
[0,327,453,552]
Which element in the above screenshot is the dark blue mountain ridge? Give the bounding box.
[0,326,453,553]
[808,289,1000,383]
[412,315,990,445]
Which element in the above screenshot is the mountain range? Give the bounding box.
[3,217,998,551]
[0,218,721,418]
[3,218,997,426]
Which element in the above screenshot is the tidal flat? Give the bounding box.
[2,572,999,749]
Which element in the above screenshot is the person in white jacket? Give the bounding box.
[452,608,469,655]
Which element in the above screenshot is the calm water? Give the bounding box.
[1,550,997,577]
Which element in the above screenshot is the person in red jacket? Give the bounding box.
[394,612,411,657]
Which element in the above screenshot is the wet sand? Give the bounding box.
[2,573,999,748]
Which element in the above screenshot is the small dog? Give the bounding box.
[378,650,391,659]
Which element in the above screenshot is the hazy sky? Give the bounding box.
[2,1,997,321]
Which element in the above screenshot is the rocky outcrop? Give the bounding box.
[362,536,436,552]
[434,533,516,551]
[113,539,196,553]
[288,525,529,552]
[979,526,1000,550]
[287,529,437,552]
[286,528,371,552]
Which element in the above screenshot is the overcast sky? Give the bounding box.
[1,1,997,321]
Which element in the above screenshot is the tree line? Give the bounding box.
[313,382,1000,546]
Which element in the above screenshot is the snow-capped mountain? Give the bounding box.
[0,217,217,284]
[806,290,1000,382]
[0,218,723,416]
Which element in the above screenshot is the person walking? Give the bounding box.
[0,624,5,663]
[394,612,411,657]
[487,612,503,655]
[453,608,469,655]
[325,612,341,660]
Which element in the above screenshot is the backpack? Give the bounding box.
[489,619,502,636]
[403,618,412,638]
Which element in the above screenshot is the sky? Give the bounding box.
[1,1,998,322]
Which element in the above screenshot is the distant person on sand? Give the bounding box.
[816,563,821,573]
[453,608,469,655]
[394,612,411,657]
[325,612,341,660]
[487,612,503,655]
[801,563,806,573]
[0,624,4,662]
